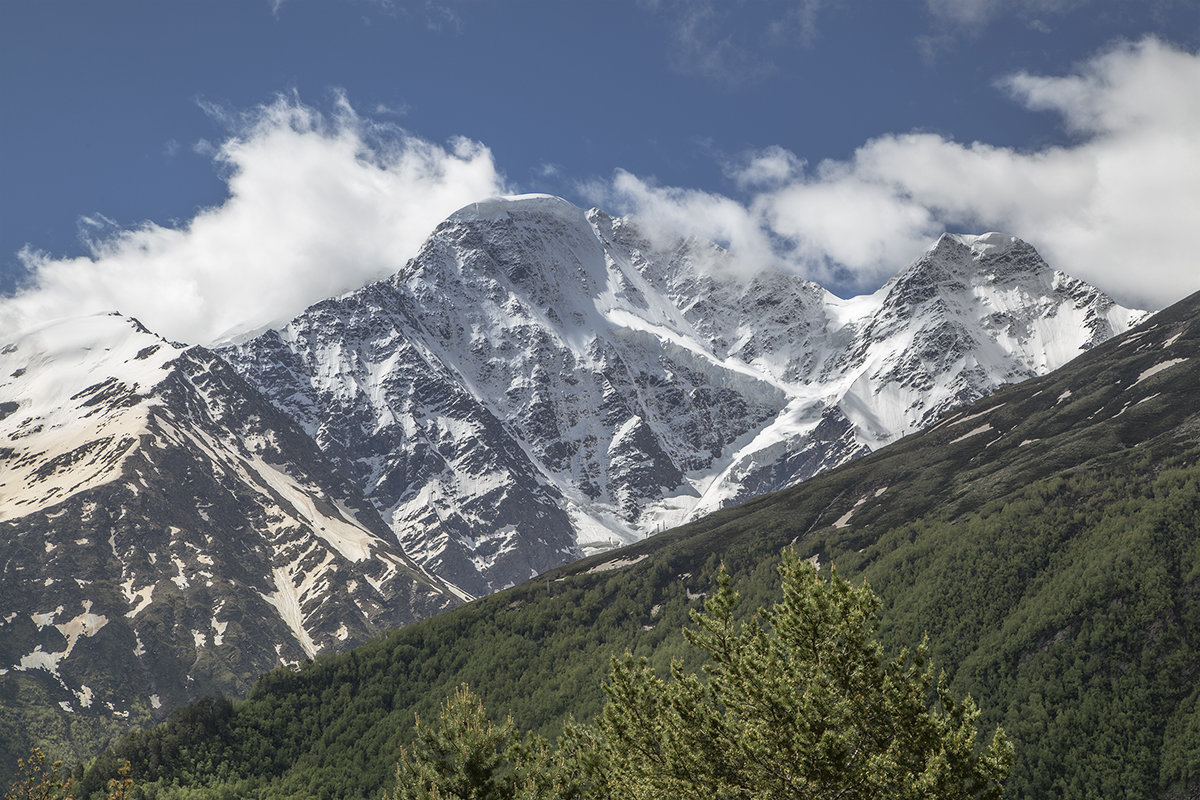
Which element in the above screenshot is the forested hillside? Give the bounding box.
[77,291,1200,799]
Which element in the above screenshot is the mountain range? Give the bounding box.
[81,279,1200,800]
[0,194,1145,767]
[222,194,1144,596]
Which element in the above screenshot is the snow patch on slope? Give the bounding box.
[260,567,319,660]
[1135,358,1188,385]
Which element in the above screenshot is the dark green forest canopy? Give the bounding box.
[388,556,1012,800]
[79,292,1200,800]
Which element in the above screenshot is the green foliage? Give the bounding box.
[585,555,1011,799]
[79,696,233,799]
[387,684,564,800]
[5,750,131,800]
[832,456,1200,799]
[0,677,148,778]
[101,763,131,800]
[385,559,1010,800]
[4,749,73,800]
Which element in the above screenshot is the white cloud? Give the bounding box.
[2,95,505,345]
[597,37,1200,310]
[5,37,1194,353]
[422,2,463,32]
[727,146,804,190]
[603,171,782,275]
[1003,37,1200,136]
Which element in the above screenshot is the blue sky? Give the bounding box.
[3,1,1200,343]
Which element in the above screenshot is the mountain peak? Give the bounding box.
[444,193,584,226]
[928,231,1025,259]
[947,231,1021,257]
[227,207,1146,595]
[897,231,1048,293]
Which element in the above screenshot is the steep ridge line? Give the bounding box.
[224,194,1145,595]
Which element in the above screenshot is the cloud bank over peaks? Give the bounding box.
[3,95,506,346]
[4,37,1195,350]
[599,37,1200,310]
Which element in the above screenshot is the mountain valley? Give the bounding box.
[0,195,1151,775]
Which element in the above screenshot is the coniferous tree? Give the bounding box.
[4,749,72,800]
[389,684,575,800]
[390,553,1011,800]
[390,684,515,800]
[585,553,1013,799]
[5,750,132,800]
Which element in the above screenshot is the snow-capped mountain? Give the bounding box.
[224,195,1146,596]
[0,195,1148,761]
[0,313,461,737]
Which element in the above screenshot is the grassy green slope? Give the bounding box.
[83,293,1200,800]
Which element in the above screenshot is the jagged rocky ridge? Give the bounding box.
[0,194,1147,762]
[0,314,461,757]
[223,194,1146,597]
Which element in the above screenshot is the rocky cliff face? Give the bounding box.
[223,196,1146,596]
[0,314,460,757]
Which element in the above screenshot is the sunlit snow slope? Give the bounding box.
[224,195,1146,595]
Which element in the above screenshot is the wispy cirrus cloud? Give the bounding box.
[2,94,506,345]
[267,0,464,31]
[639,0,827,84]
[923,0,1087,29]
[593,37,1200,310]
[918,0,1192,53]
